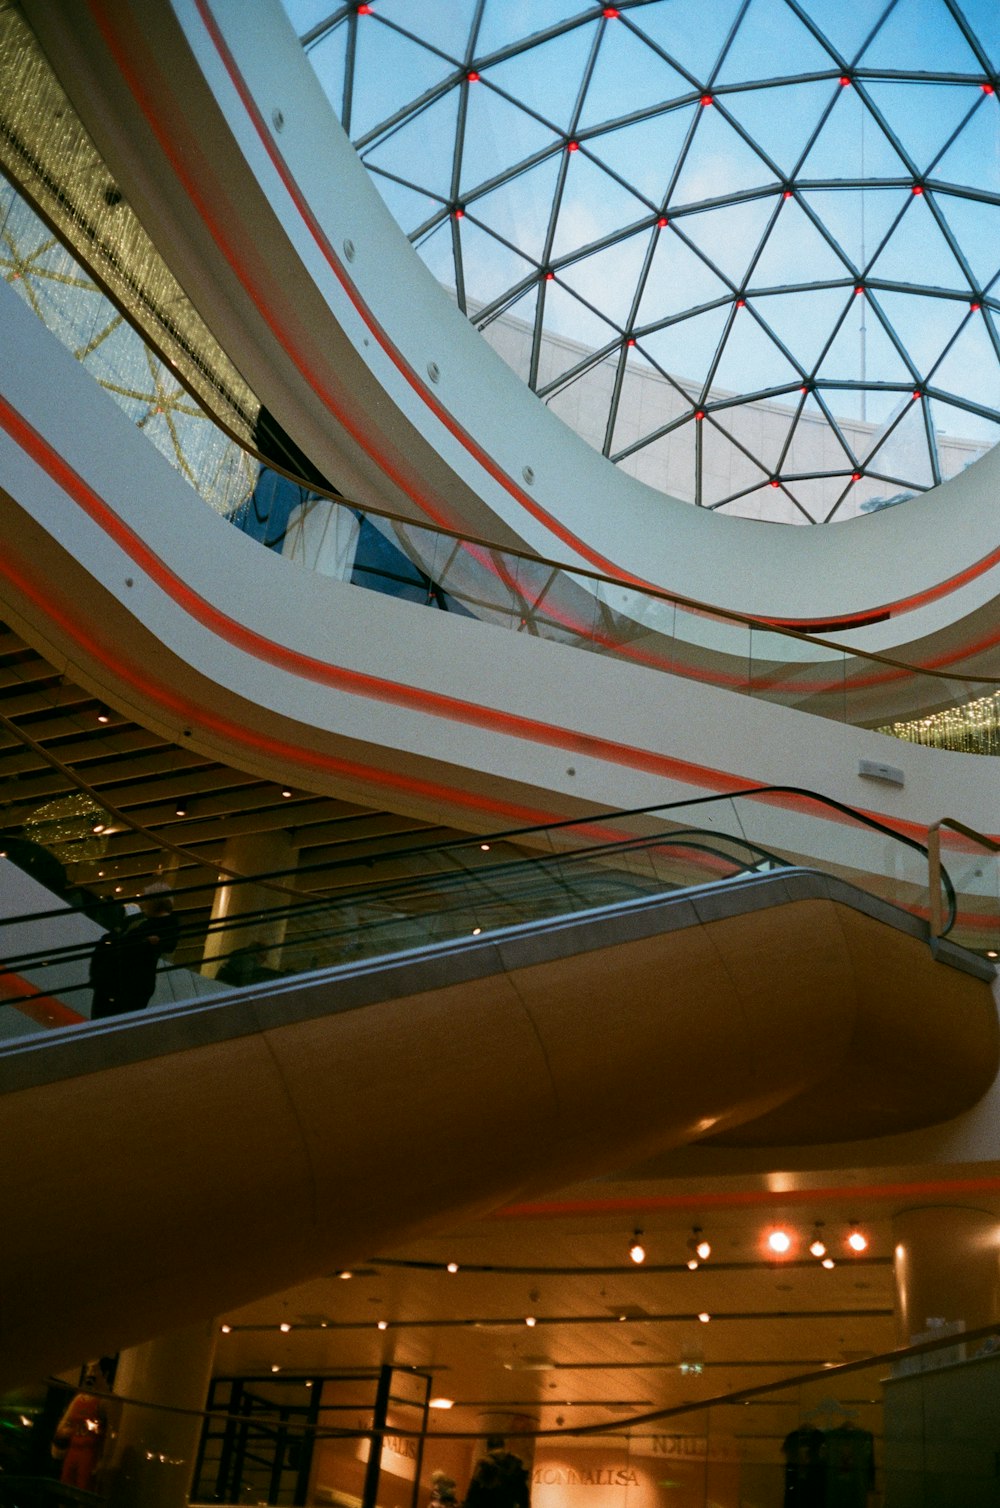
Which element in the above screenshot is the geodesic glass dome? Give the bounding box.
[286,0,1000,525]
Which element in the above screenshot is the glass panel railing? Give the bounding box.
[0,786,963,1031]
[928,819,1000,957]
[4,172,1000,747]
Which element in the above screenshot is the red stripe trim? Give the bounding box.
[0,971,86,1028]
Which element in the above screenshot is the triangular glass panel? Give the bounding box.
[873,289,968,379]
[459,86,562,196]
[862,397,936,487]
[286,2,341,37]
[363,89,460,201]
[671,106,780,202]
[372,0,480,60]
[540,279,622,374]
[934,192,1000,289]
[579,21,692,132]
[615,416,698,503]
[715,0,837,84]
[859,0,983,74]
[457,218,537,310]
[720,80,839,177]
[863,81,979,177]
[798,88,911,183]
[849,478,919,519]
[616,343,688,428]
[475,283,538,384]
[589,107,697,206]
[468,155,562,263]
[350,22,456,142]
[640,305,731,391]
[484,24,597,134]
[783,475,851,524]
[635,226,731,327]
[414,219,459,298]
[929,398,1000,476]
[816,295,916,386]
[709,309,802,395]
[867,195,971,293]
[784,391,857,472]
[947,0,1000,71]
[368,172,445,238]
[307,22,349,123]
[799,189,909,275]
[790,0,890,69]
[926,310,1000,412]
[675,197,777,286]
[561,230,654,331]
[475,0,589,58]
[628,0,743,87]
[699,419,771,505]
[550,154,652,259]
[713,481,810,523]
[750,287,854,372]
[546,356,619,454]
[749,198,853,289]
[933,97,1000,196]
[711,392,800,476]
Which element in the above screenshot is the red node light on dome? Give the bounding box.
[783,189,793,199]
[912,183,924,195]
[770,478,780,488]
[603,5,620,15]
[566,140,580,151]
[855,285,865,296]
[357,2,372,12]
[657,215,669,228]
[467,70,480,82]
[453,207,465,219]
[695,409,705,421]
[735,298,746,308]
[912,389,922,400]
[839,75,851,87]
[971,300,981,311]
[545,271,555,281]
[626,337,636,347]
[851,471,862,482]
[700,94,713,107]
[983,81,995,94]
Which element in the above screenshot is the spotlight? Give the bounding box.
[338,1270,353,1280]
[697,1312,711,1323]
[686,1258,699,1271]
[429,1398,454,1410]
[92,821,106,835]
[281,788,293,798]
[525,1316,536,1327]
[220,1324,232,1334]
[377,1320,388,1330]
[175,800,187,817]
[822,1258,836,1270]
[847,1222,868,1253]
[809,1222,827,1259]
[446,1262,459,1273]
[629,1231,646,1264]
[768,1229,792,1255]
[691,1226,711,1261]
[279,1323,291,1332]
[96,707,110,724]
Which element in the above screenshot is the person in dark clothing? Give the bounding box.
[464,1437,530,1508]
[90,882,179,1019]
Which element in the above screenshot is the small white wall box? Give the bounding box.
[858,758,905,787]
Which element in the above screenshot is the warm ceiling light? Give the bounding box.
[472,926,482,936]
[377,1320,388,1330]
[525,1316,536,1327]
[847,1223,868,1252]
[271,1365,280,1373]
[690,1226,711,1261]
[338,1270,353,1280]
[480,843,490,851]
[768,1229,792,1254]
[698,1312,711,1323]
[96,708,110,724]
[429,1398,454,1410]
[687,1258,699,1271]
[447,1262,459,1273]
[822,1257,836,1269]
[92,821,106,834]
[810,1237,827,1258]
[281,788,292,798]
[987,950,998,959]
[220,1324,231,1334]
[696,1238,711,1260]
[175,800,187,817]
[279,1322,291,1332]
[629,1231,646,1264]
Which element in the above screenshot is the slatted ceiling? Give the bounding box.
[0,623,444,911]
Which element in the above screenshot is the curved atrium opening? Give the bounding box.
[289,0,1000,524]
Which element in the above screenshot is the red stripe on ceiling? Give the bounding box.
[498,1174,1000,1218]
[0,971,85,1028]
[85,0,1000,632]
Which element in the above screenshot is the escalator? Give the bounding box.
[0,790,996,1389]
